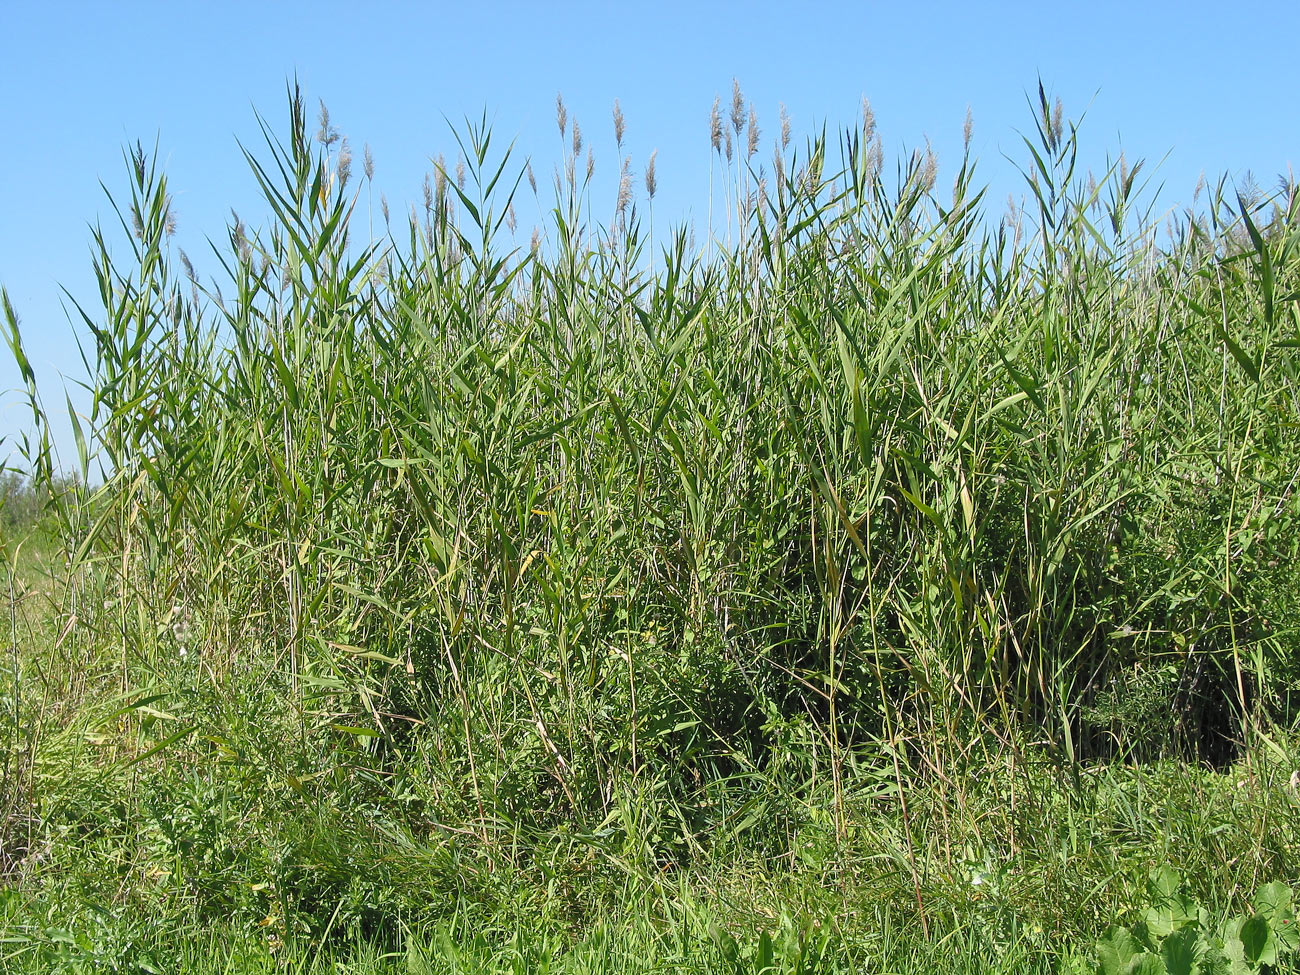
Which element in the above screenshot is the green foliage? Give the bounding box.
[2,80,1299,973]
[1094,871,1298,975]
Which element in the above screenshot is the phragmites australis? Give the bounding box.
[586,147,594,181]
[866,138,883,183]
[572,118,583,157]
[746,103,759,158]
[730,78,744,136]
[612,98,626,148]
[645,149,657,200]
[779,103,791,151]
[861,96,876,146]
[616,155,633,218]
[456,156,467,193]
[555,93,567,138]
[710,96,722,152]
[921,140,937,194]
[363,142,375,181]
[316,99,339,148]
[337,138,352,186]
[962,106,973,154]
[527,161,537,194]
[434,154,447,204]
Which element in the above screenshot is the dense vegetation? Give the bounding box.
[2,82,1299,972]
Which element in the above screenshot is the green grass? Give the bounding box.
[1,80,1299,972]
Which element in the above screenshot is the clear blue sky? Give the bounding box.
[2,0,1296,470]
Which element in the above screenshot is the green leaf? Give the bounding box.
[1252,882,1293,926]
[1097,926,1144,975]
[1239,913,1274,967]
[1149,868,1183,900]
[1159,927,1202,975]
[1130,953,1169,975]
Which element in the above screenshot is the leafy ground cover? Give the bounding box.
[1,81,1299,972]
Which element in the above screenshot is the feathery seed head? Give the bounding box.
[586,147,594,181]
[572,118,583,157]
[337,138,352,186]
[963,106,973,152]
[710,97,722,152]
[363,142,375,180]
[231,212,251,264]
[381,192,390,225]
[506,203,516,233]
[866,140,883,183]
[747,103,760,158]
[921,140,937,193]
[645,149,658,200]
[179,248,196,281]
[434,154,447,202]
[725,126,733,163]
[617,155,633,217]
[730,78,744,135]
[527,161,537,194]
[423,173,433,213]
[861,97,876,146]
[1051,97,1064,151]
[530,226,541,255]
[316,100,339,148]
[773,144,785,196]
[613,99,626,147]
[456,156,467,192]
[780,103,791,151]
[556,93,567,137]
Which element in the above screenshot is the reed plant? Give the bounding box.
[1,80,1298,969]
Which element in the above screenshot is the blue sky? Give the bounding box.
[2,0,1296,469]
